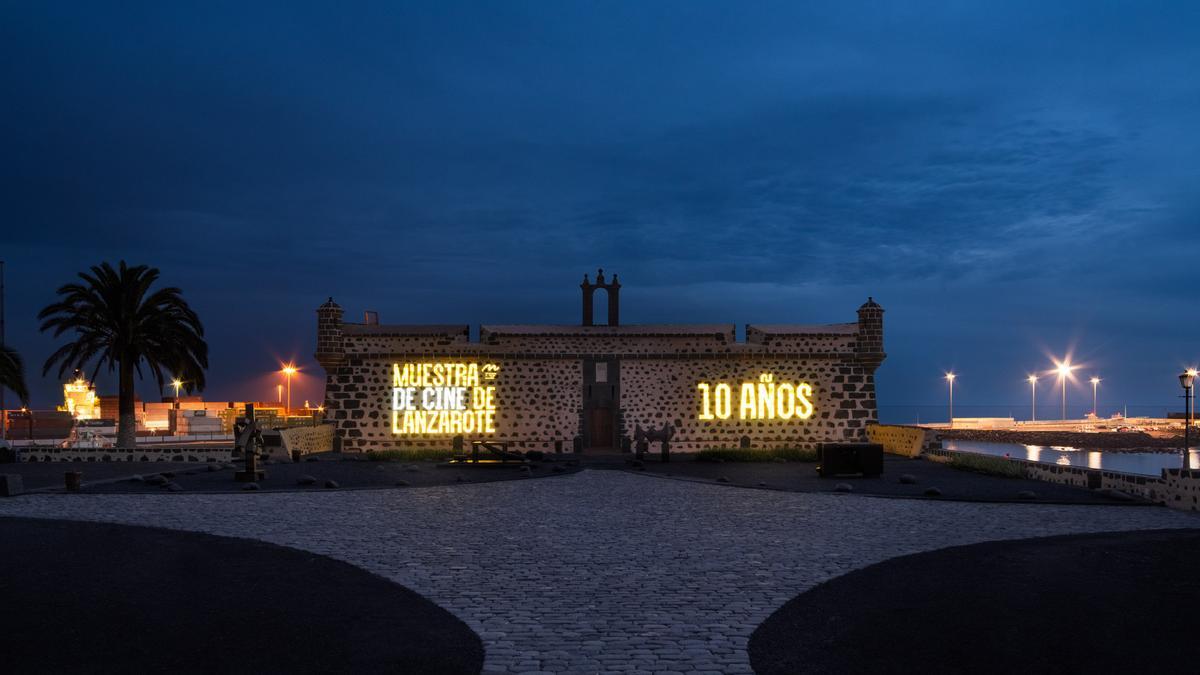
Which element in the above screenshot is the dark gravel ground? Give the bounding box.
[625,455,1143,504]
[15,453,582,493]
[0,516,483,674]
[749,528,1200,675]
[0,460,201,489]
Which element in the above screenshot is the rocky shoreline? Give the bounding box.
[936,428,1185,452]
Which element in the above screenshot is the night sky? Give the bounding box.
[3,1,1199,419]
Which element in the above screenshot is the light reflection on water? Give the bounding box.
[944,440,1200,476]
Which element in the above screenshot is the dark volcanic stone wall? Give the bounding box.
[316,302,884,452]
[621,358,876,452]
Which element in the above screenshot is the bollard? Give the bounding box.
[0,474,24,497]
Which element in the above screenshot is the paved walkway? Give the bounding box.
[1,470,1195,674]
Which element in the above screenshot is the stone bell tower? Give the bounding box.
[581,269,620,326]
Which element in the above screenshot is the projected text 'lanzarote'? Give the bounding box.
[391,362,499,435]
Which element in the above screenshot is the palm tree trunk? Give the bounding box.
[117,359,137,449]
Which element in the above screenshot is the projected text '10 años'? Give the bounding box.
[697,374,815,421]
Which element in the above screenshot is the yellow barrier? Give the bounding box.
[866,424,927,457]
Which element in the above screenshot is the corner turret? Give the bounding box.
[315,297,345,371]
[855,297,885,370]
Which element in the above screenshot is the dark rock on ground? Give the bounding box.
[324,480,340,489]
[242,483,260,491]
[297,475,317,486]
[924,487,942,497]
[1017,490,1037,500]
[834,483,853,493]
[899,474,917,484]
[0,518,484,674]
[750,529,1200,675]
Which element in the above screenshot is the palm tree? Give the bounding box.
[0,345,30,406]
[39,261,208,448]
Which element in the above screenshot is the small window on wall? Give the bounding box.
[595,362,608,383]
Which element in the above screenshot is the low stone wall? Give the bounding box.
[1163,469,1200,512]
[17,447,233,463]
[279,424,335,456]
[867,424,928,457]
[928,448,1200,511]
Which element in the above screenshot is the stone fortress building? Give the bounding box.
[316,271,885,453]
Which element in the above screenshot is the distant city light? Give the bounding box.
[280,362,298,414]
[1053,359,1075,420]
[1028,374,1038,421]
[944,372,955,425]
[1055,360,1075,379]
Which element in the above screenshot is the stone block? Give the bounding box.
[0,474,23,497]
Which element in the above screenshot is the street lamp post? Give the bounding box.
[1090,377,1100,418]
[945,373,956,427]
[171,378,182,409]
[1180,370,1196,471]
[1055,361,1075,421]
[1028,375,1038,422]
[281,364,297,416]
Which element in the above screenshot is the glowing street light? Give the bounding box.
[1090,376,1101,417]
[945,372,956,426]
[1054,360,1076,420]
[1180,369,1196,470]
[170,378,183,410]
[281,363,298,416]
[1028,375,1038,422]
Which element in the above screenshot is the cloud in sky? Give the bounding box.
[2,0,1199,411]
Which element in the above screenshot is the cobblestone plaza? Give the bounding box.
[1,470,1193,674]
